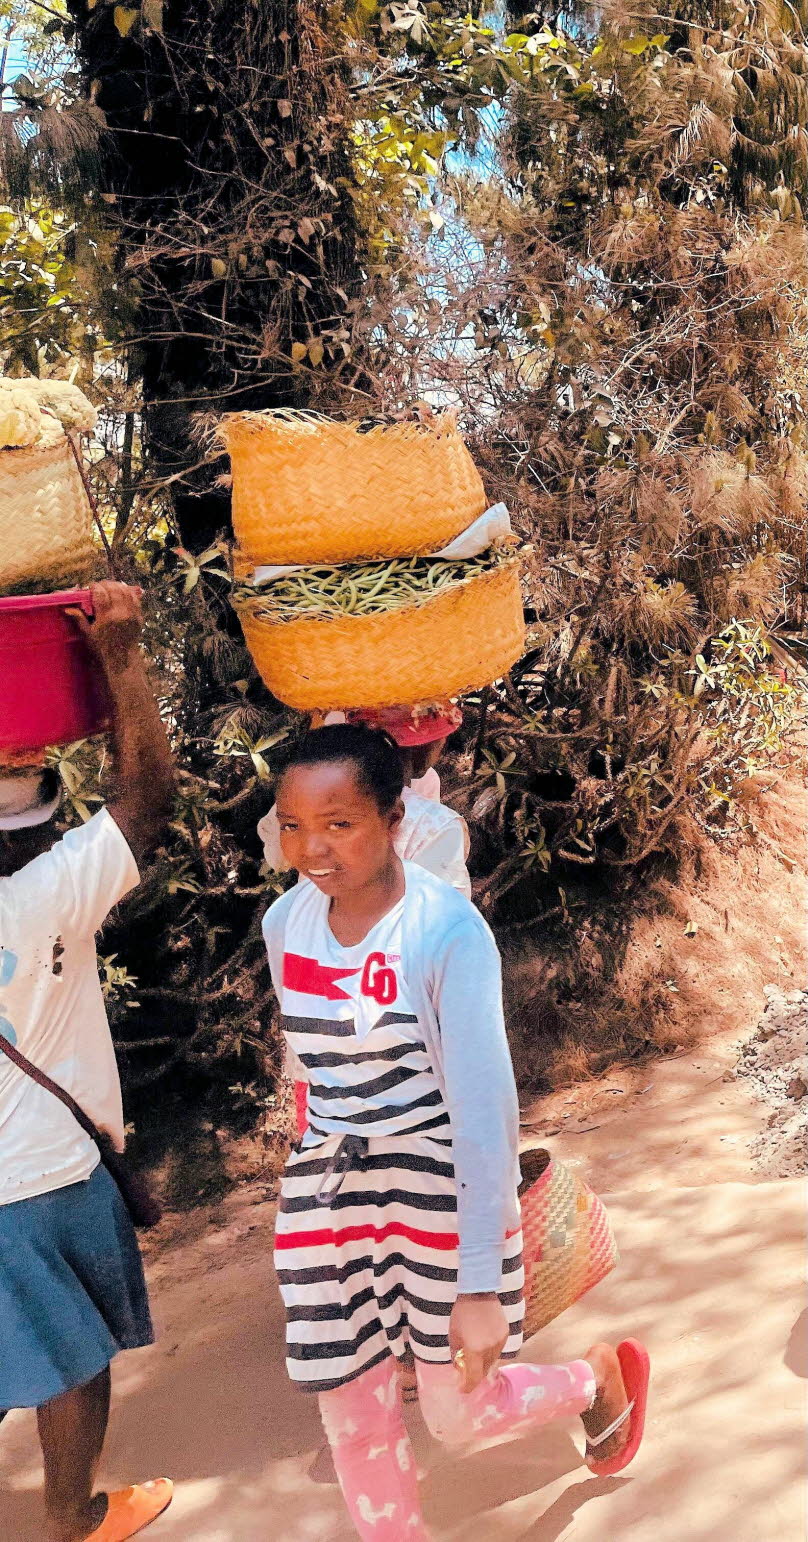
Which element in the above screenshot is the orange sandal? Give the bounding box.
[83,1480,174,1541]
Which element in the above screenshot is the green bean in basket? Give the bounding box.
[233,546,516,622]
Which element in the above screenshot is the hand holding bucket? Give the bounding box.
[0,587,113,762]
[65,581,144,675]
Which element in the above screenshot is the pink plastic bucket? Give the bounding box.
[0,589,111,761]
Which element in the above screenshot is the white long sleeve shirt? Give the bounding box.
[263,864,520,1293]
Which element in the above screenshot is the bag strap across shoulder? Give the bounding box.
[0,1028,106,1151]
[0,1027,162,1229]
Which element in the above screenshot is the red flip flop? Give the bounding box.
[585,1339,650,1477]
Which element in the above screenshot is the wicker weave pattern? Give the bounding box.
[237,560,525,711]
[222,411,488,565]
[520,1153,619,1340]
[0,440,95,593]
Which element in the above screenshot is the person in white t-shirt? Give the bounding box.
[0,584,175,1542]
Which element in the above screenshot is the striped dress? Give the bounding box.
[273,883,524,1393]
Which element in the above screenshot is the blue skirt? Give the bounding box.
[0,1162,154,1409]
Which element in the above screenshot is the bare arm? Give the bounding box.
[75,582,174,864]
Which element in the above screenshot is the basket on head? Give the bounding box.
[0,439,96,594]
[518,1148,619,1339]
[236,559,525,712]
[219,410,488,566]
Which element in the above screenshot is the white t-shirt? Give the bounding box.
[0,809,139,1206]
[410,767,440,802]
[258,786,471,899]
[276,885,450,1140]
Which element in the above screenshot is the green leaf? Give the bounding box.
[60,761,82,794]
[250,751,271,780]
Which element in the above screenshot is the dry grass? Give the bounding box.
[501,767,807,1092]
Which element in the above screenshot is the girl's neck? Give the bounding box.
[328,854,405,947]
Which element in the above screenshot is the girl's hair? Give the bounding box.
[279,723,405,813]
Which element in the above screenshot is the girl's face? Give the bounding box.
[276,760,403,897]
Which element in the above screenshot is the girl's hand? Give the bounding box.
[449,1293,508,1394]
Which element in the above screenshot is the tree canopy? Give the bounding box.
[0,0,804,1135]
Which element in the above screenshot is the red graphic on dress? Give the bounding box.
[360,952,398,1006]
[283,953,360,1001]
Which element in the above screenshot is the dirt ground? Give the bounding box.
[1,1006,805,1542]
[732,987,808,1179]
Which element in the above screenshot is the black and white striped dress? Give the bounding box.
[273,884,524,1392]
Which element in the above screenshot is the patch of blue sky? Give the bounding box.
[1,36,29,102]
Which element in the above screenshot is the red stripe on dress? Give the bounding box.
[276,1221,522,1252]
[276,1220,458,1252]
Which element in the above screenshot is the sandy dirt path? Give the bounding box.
[1,1026,805,1541]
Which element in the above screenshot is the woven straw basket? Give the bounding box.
[0,439,95,593]
[221,411,488,566]
[237,560,524,712]
[519,1148,619,1340]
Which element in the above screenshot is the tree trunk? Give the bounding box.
[67,0,366,551]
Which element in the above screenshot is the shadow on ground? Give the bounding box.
[1,1178,804,1542]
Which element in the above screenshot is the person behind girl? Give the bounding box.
[262,724,650,1541]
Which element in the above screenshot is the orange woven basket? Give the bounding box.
[219,410,487,566]
[236,560,525,712]
[518,1148,619,1339]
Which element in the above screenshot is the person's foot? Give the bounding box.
[53,1494,108,1542]
[580,1343,630,1466]
[79,1481,173,1541]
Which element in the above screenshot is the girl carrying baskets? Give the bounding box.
[262,723,650,1540]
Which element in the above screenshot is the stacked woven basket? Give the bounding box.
[220,410,525,711]
[0,379,98,595]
